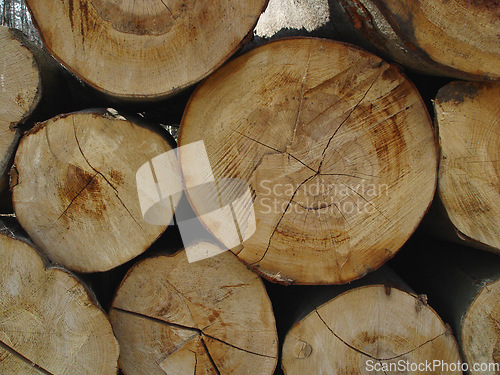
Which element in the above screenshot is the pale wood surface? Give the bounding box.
[12,110,178,272]
[110,243,278,375]
[24,0,267,99]
[435,81,500,252]
[282,285,462,374]
[0,26,40,179]
[0,234,119,374]
[179,38,437,284]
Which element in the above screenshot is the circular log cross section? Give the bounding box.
[179,38,437,284]
[25,0,268,99]
[282,285,462,374]
[462,278,500,374]
[435,82,500,252]
[0,26,41,178]
[12,111,179,273]
[110,244,278,375]
[0,234,119,374]
[337,0,500,80]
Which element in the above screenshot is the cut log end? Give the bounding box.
[110,243,278,375]
[12,110,179,273]
[282,285,462,374]
[0,234,119,374]
[462,278,500,374]
[179,37,437,284]
[435,81,500,252]
[25,0,268,98]
[0,26,41,178]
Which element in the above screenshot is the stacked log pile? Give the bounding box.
[0,0,498,374]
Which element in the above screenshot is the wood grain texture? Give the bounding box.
[12,110,178,272]
[179,38,437,284]
[0,234,119,374]
[337,0,500,80]
[282,285,462,374]
[110,243,278,375]
[0,26,40,180]
[435,81,500,252]
[24,0,268,99]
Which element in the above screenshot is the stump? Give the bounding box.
[335,0,500,80]
[179,37,437,284]
[0,233,119,374]
[12,109,179,272]
[282,283,463,374]
[110,243,278,375]
[434,81,500,253]
[25,0,268,99]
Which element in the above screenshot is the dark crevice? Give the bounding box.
[200,337,221,375]
[0,338,54,375]
[111,307,199,333]
[202,333,277,360]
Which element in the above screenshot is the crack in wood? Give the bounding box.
[203,333,277,359]
[318,68,384,173]
[58,173,98,220]
[314,307,446,361]
[234,130,317,173]
[250,173,317,266]
[71,120,145,230]
[0,337,54,375]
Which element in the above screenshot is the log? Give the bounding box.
[0,233,119,374]
[11,109,180,273]
[179,37,437,284]
[24,0,268,99]
[333,0,500,80]
[0,26,41,188]
[281,269,463,374]
[109,242,278,375]
[391,236,500,375]
[431,81,499,253]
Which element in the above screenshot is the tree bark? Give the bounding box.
[333,0,500,80]
[109,242,278,375]
[179,37,438,285]
[0,233,119,374]
[391,235,500,375]
[24,0,267,100]
[281,268,463,374]
[11,109,180,273]
[431,81,499,253]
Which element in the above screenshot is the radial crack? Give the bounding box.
[111,307,199,333]
[0,338,54,375]
[58,173,98,220]
[202,333,277,359]
[251,174,317,265]
[72,121,144,230]
[318,69,384,172]
[315,307,447,362]
[200,337,221,375]
[234,131,317,173]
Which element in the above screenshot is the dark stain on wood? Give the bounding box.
[436,82,480,105]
